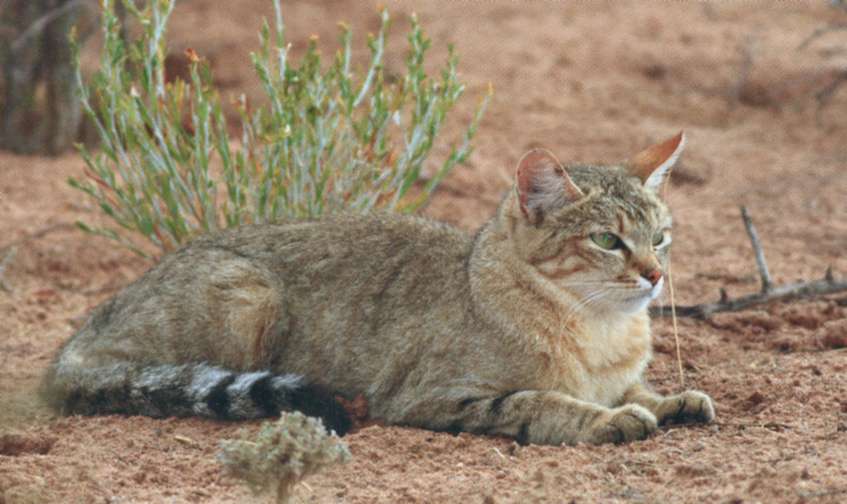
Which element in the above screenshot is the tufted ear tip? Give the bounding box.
[629,131,685,193]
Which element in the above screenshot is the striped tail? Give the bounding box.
[43,362,352,435]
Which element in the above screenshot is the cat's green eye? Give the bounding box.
[653,233,665,247]
[590,232,622,250]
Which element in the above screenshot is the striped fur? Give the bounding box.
[45,363,351,435]
[44,133,713,445]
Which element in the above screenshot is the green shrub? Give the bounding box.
[218,412,351,504]
[70,0,490,256]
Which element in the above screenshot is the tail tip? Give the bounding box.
[289,383,353,436]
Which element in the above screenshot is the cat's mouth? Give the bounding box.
[632,276,664,301]
[567,277,664,314]
[648,276,664,300]
[614,277,663,312]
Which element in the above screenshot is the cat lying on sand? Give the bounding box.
[45,131,714,445]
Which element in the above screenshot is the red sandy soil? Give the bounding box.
[2,1,847,502]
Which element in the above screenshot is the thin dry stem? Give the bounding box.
[740,206,772,293]
[667,253,685,388]
[660,174,685,388]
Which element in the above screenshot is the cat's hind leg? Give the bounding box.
[42,252,352,434]
[198,255,289,371]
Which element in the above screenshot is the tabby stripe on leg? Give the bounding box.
[489,390,520,415]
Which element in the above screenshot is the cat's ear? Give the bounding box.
[515,148,584,224]
[628,131,685,193]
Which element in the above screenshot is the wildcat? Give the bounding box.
[44,132,714,445]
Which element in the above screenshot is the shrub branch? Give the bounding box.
[70,0,490,257]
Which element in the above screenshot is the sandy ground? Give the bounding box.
[2,1,847,502]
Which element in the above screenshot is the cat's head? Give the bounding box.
[504,132,685,314]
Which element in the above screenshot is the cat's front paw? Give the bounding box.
[588,404,658,444]
[655,390,715,426]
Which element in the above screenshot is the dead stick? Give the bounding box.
[651,207,847,318]
[651,274,847,319]
[740,206,771,292]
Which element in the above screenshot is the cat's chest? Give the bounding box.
[550,315,652,406]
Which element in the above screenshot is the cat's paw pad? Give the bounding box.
[657,390,715,425]
[590,404,657,444]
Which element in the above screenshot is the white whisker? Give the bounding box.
[558,287,610,331]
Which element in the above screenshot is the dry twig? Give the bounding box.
[740,206,771,292]
[651,206,847,319]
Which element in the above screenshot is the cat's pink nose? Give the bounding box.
[642,269,663,286]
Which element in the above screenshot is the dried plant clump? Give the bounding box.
[218,412,351,504]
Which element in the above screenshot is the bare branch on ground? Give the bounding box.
[651,207,847,319]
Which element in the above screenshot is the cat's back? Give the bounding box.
[171,211,476,326]
[189,212,479,398]
[67,211,475,372]
[190,211,472,277]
